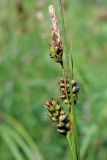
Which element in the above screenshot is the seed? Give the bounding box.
[52,117,57,122]
[53,111,59,117]
[60,110,65,115]
[64,99,68,104]
[55,104,61,111]
[57,128,67,135]
[71,80,77,86]
[59,114,67,122]
[66,122,72,129]
[57,122,65,127]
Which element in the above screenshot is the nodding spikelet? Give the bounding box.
[49,5,63,67]
[59,77,80,105]
[44,99,72,136]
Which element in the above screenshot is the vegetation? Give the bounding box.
[0,0,107,160]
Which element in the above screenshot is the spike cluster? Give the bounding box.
[59,77,80,105]
[49,5,63,66]
[45,99,72,136]
[59,77,71,104]
[44,4,80,137]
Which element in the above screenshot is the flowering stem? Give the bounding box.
[58,0,70,75]
[58,0,80,160]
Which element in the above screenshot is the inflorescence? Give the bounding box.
[45,99,72,136]
[44,5,80,136]
[49,5,63,67]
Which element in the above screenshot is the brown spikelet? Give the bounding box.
[59,77,71,104]
[59,77,80,105]
[44,99,72,136]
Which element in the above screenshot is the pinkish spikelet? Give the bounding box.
[49,5,62,49]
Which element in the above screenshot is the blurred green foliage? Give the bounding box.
[0,0,107,160]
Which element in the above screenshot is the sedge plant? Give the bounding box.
[44,1,80,160]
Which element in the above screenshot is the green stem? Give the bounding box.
[67,134,74,159]
[58,1,80,160]
[71,108,80,160]
[58,0,71,76]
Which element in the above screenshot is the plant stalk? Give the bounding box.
[58,1,80,160]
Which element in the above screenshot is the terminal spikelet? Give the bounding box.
[49,5,63,67]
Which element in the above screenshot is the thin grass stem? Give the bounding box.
[58,1,80,160]
[67,134,76,160]
[58,0,71,74]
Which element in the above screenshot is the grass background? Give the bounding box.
[0,0,107,160]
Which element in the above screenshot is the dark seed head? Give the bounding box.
[59,114,67,122]
[72,86,80,94]
[72,80,77,86]
[57,122,65,128]
[57,129,67,136]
